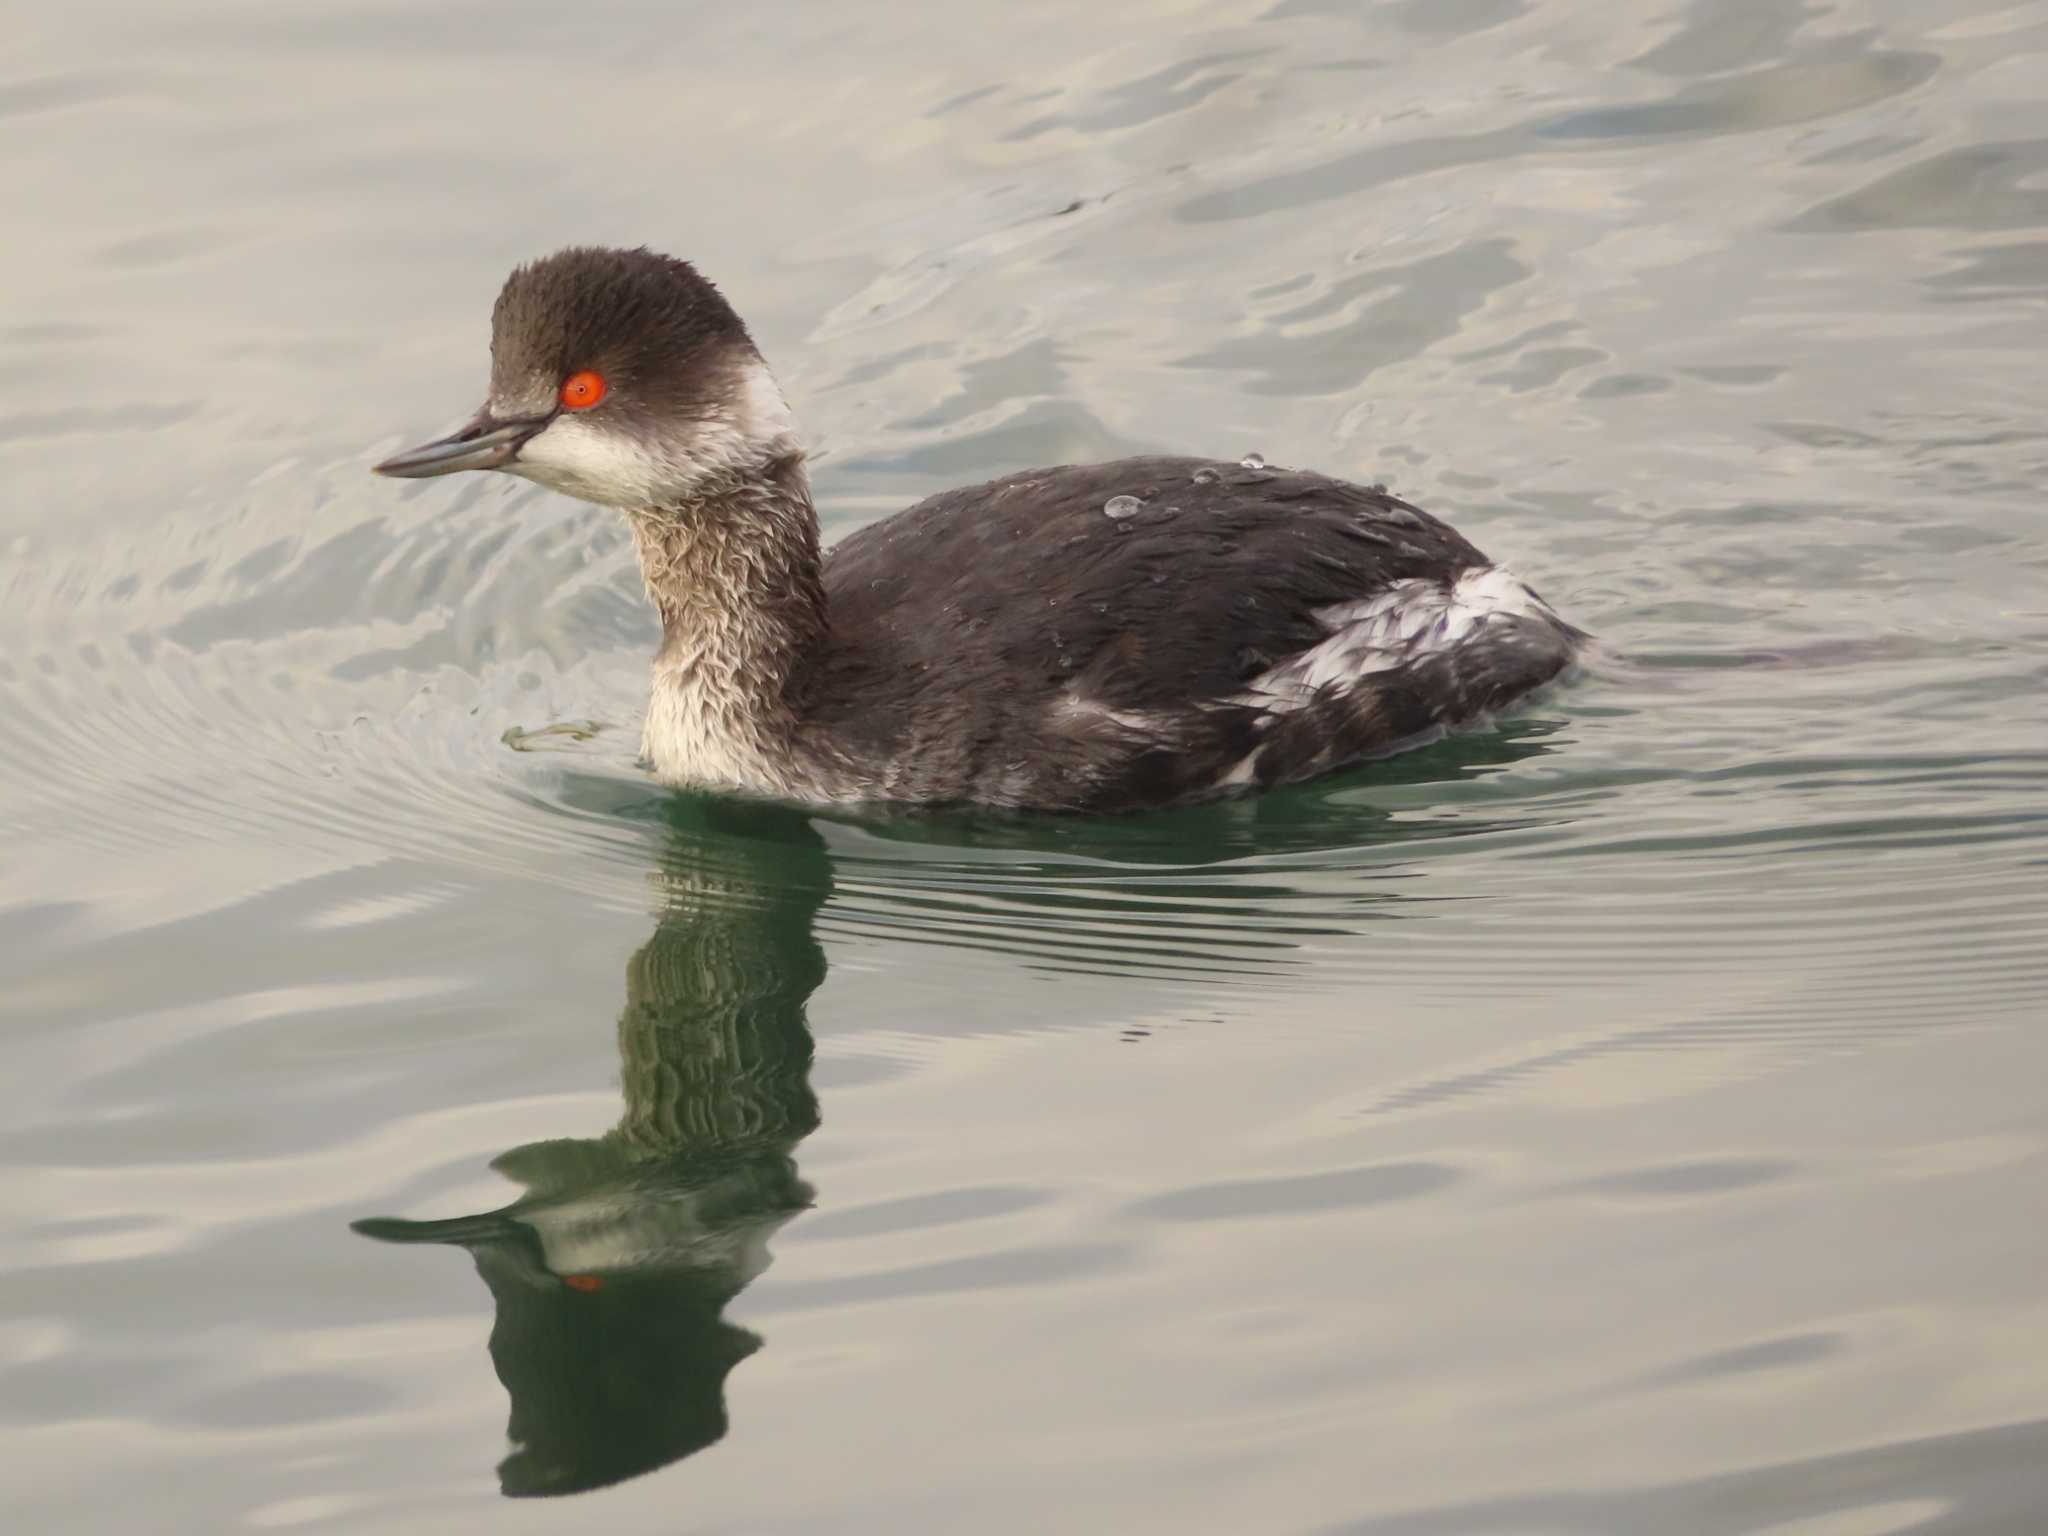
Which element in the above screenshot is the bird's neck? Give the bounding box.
[628,453,830,794]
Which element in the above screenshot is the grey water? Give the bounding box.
[4,0,2048,1531]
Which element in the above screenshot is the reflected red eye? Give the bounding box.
[562,1273,604,1293]
[559,370,607,411]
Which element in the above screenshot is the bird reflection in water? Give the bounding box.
[353,799,827,1497]
[349,724,1573,1496]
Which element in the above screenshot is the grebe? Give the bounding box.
[375,246,1582,812]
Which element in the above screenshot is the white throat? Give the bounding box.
[633,511,804,796]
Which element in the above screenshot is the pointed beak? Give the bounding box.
[372,407,552,478]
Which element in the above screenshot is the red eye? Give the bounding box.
[559,370,607,411]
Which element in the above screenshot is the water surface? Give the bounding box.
[4,0,2048,1531]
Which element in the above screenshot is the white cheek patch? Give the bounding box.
[504,357,801,508]
[510,413,676,507]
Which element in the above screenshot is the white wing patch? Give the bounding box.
[1439,564,1557,631]
[1244,565,1556,714]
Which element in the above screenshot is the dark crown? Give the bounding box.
[489,246,755,409]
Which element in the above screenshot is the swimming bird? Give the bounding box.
[375,246,1582,812]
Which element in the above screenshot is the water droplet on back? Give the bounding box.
[1102,494,1143,520]
[1190,467,1220,485]
[1239,452,1266,470]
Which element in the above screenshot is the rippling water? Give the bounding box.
[6,0,2048,1530]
